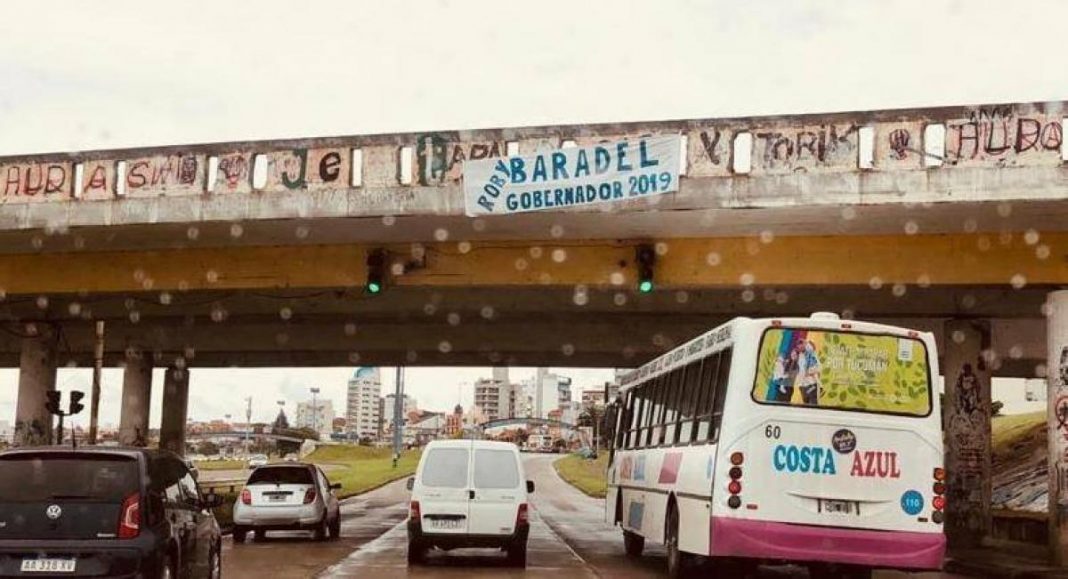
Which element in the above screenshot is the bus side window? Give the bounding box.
[710,348,733,442]
[662,369,682,446]
[677,359,701,444]
[626,388,642,449]
[640,376,657,448]
[695,351,722,441]
[646,374,666,448]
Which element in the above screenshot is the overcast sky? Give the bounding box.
[0,0,1064,426]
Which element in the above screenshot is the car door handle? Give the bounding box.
[468,490,475,500]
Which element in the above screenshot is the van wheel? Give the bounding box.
[407,540,427,565]
[507,541,527,567]
[665,505,691,578]
[809,563,872,579]
[232,527,247,544]
[623,529,644,557]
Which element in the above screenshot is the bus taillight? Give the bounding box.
[728,467,742,480]
[931,467,945,524]
[933,467,945,481]
[730,452,744,466]
[933,482,945,495]
[932,496,945,511]
[728,480,742,495]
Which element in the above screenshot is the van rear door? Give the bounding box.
[418,444,471,535]
[468,447,523,536]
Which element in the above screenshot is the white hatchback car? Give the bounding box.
[407,440,533,566]
[232,464,342,543]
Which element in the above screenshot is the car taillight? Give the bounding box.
[409,500,421,520]
[303,488,317,504]
[118,492,140,539]
[516,503,529,527]
[241,489,251,505]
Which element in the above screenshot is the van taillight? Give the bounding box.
[516,503,529,527]
[118,492,140,539]
[241,489,251,505]
[303,488,317,504]
[409,501,421,520]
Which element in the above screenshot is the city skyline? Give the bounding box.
[0,366,616,431]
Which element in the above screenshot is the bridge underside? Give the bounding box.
[0,284,1048,376]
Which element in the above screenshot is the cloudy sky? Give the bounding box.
[0,0,1063,426]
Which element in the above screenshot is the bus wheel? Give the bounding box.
[809,563,872,579]
[623,529,644,557]
[665,505,691,578]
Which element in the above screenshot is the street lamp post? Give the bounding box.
[244,397,252,455]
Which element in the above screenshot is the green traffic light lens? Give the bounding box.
[367,282,382,294]
[638,280,654,293]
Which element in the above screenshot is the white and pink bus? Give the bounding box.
[605,313,945,578]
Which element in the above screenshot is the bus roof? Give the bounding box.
[617,315,930,392]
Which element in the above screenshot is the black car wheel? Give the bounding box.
[232,527,247,544]
[209,545,222,579]
[159,553,176,579]
[329,514,341,540]
[314,516,328,541]
[254,529,266,542]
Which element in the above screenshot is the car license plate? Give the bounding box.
[268,494,286,502]
[821,499,857,515]
[430,518,462,530]
[21,559,76,573]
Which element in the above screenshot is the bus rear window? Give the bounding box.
[752,328,931,417]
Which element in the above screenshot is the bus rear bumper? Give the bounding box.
[710,517,945,570]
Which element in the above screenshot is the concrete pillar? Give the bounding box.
[943,319,992,547]
[118,350,153,447]
[158,367,189,456]
[14,324,58,446]
[1046,291,1068,565]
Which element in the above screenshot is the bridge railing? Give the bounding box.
[0,101,1063,206]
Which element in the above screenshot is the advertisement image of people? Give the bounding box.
[754,328,931,416]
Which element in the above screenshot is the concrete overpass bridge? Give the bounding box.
[1,99,1067,553]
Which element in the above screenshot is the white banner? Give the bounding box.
[462,134,681,217]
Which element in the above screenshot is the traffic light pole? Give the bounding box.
[88,321,105,445]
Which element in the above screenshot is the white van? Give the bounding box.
[406,440,534,566]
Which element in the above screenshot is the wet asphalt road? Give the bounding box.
[221,454,963,578]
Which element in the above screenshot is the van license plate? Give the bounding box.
[821,500,857,515]
[430,519,462,530]
[21,559,76,573]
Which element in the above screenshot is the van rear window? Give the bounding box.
[0,454,139,502]
[752,328,932,417]
[247,467,313,485]
[421,448,469,488]
[473,450,519,489]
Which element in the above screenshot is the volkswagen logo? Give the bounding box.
[45,505,62,520]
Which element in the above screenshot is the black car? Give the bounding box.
[0,447,224,578]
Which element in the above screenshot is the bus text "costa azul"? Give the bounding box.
[772,444,837,475]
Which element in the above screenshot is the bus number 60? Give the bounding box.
[765,425,781,439]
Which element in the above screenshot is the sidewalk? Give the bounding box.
[946,544,1068,578]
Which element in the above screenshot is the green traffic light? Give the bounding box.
[367,282,382,294]
[638,280,654,293]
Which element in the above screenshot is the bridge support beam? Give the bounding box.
[118,349,153,447]
[13,324,57,446]
[1046,291,1068,566]
[943,319,992,548]
[159,366,189,456]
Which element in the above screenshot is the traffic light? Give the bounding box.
[45,391,61,415]
[69,391,85,415]
[366,249,386,295]
[636,244,655,293]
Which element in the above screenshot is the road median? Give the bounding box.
[553,453,608,498]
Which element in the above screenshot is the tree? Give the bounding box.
[197,441,220,456]
[273,409,290,430]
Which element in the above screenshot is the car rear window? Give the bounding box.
[247,467,313,485]
[473,449,519,489]
[421,448,469,488]
[0,454,139,502]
